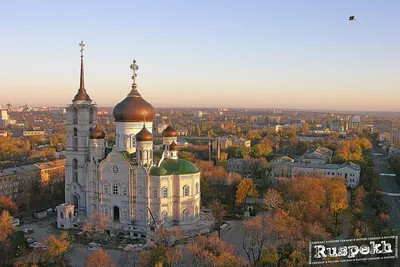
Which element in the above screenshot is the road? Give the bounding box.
[371,144,400,235]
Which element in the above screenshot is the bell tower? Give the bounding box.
[65,41,98,212]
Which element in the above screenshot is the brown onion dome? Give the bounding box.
[113,85,155,122]
[73,91,91,101]
[162,124,177,137]
[136,126,153,142]
[89,125,105,139]
[169,141,178,151]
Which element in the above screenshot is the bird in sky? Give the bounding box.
[349,16,356,21]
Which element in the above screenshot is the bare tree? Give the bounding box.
[210,200,227,237]
[263,189,284,213]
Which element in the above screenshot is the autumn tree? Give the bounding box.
[210,200,227,237]
[352,185,367,215]
[235,178,258,209]
[86,248,116,267]
[45,232,70,264]
[0,196,18,217]
[0,210,15,243]
[189,235,246,267]
[82,212,111,242]
[179,151,195,162]
[263,189,284,213]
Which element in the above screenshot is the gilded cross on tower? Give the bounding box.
[79,41,85,58]
[130,59,139,85]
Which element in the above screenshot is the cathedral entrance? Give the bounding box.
[71,194,79,209]
[113,206,120,222]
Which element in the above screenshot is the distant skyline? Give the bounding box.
[1,1,400,111]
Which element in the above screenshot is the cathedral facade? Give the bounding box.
[57,43,201,237]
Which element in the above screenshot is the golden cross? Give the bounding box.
[130,59,139,85]
[79,41,85,58]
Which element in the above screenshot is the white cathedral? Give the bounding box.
[56,42,201,237]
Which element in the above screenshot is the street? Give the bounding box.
[371,144,400,235]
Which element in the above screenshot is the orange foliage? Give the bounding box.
[0,195,18,217]
[235,178,258,205]
[86,248,116,267]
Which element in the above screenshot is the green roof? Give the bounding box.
[150,166,168,176]
[159,159,200,175]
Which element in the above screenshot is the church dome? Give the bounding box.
[89,125,105,139]
[160,159,199,175]
[113,89,155,122]
[169,141,178,151]
[136,125,153,142]
[162,124,177,137]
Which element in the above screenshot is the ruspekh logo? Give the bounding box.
[309,236,398,265]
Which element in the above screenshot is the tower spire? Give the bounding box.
[73,41,91,101]
[79,41,85,92]
[128,59,141,97]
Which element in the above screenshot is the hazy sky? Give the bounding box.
[1,1,400,111]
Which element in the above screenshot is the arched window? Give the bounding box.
[154,211,159,221]
[104,184,109,194]
[139,150,143,159]
[162,211,167,221]
[73,128,78,137]
[104,206,109,216]
[69,211,72,218]
[183,209,188,221]
[112,182,119,195]
[196,183,199,194]
[72,107,78,124]
[89,107,94,123]
[123,208,128,220]
[162,187,168,198]
[72,159,78,183]
[122,185,128,196]
[139,211,144,221]
[138,187,143,197]
[60,212,64,219]
[183,185,189,197]
[154,188,157,198]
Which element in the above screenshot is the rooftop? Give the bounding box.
[0,159,66,177]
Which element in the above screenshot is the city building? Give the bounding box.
[194,110,203,118]
[226,158,261,177]
[373,119,393,136]
[157,123,169,134]
[0,160,65,203]
[299,147,333,164]
[0,110,16,127]
[268,161,361,188]
[12,129,46,138]
[212,135,251,150]
[57,46,201,238]
[392,128,400,145]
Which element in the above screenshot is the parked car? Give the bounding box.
[12,218,20,226]
[26,237,36,244]
[23,228,34,235]
[88,242,102,251]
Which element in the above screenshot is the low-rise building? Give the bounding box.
[299,146,333,164]
[268,161,361,188]
[226,158,261,177]
[0,160,65,204]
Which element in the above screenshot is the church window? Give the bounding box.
[112,182,119,195]
[89,107,94,123]
[138,187,143,197]
[60,212,64,219]
[104,206,109,216]
[140,150,143,159]
[73,128,78,137]
[154,211,159,221]
[154,188,157,198]
[183,185,189,197]
[196,183,199,194]
[139,211,144,221]
[122,185,128,196]
[182,209,188,221]
[162,187,168,198]
[72,159,78,183]
[72,107,78,124]
[104,184,109,194]
[123,208,128,220]
[162,211,167,221]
